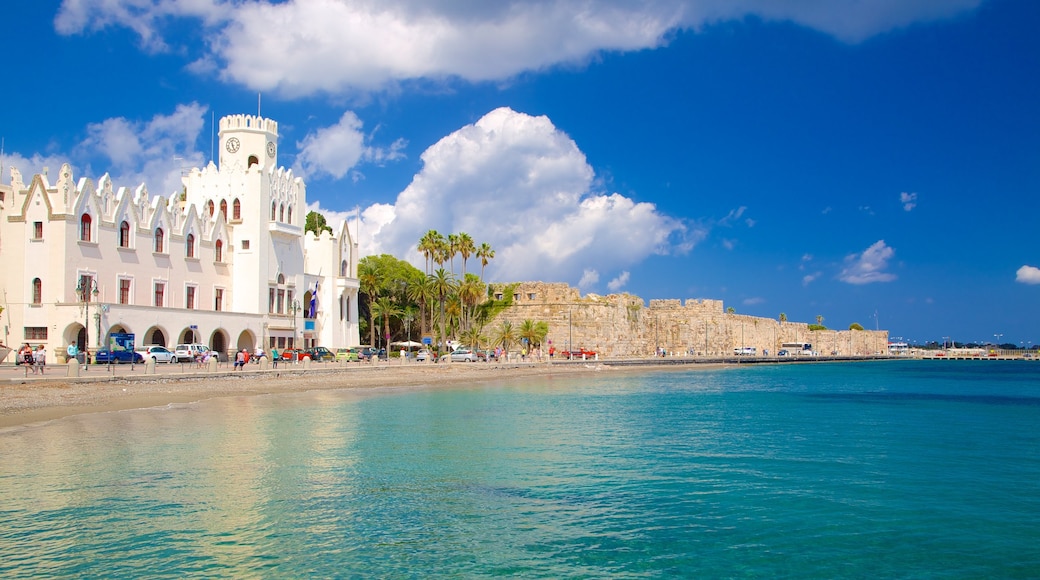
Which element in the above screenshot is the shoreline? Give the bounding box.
[0,361,722,430]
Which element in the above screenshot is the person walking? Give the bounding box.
[234,349,246,370]
[34,344,46,375]
[270,347,279,368]
[21,344,35,374]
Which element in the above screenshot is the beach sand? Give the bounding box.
[0,361,697,429]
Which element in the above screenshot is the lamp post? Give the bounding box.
[94,309,102,348]
[75,277,99,354]
[290,299,301,349]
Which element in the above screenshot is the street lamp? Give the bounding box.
[290,299,301,349]
[75,277,99,354]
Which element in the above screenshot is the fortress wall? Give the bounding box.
[489,282,888,357]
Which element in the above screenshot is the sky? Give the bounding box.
[2,0,1038,346]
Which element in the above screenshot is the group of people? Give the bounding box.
[18,343,47,374]
[233,347,276,370]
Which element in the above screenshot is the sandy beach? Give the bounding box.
[0,360,697,429]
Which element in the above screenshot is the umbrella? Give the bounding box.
[390,340,423,348]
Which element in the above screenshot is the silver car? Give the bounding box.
[138,345,176,364]
[441,348,478,362]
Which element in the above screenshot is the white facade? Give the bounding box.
[0,114,360,360]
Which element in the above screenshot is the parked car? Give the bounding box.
[415,349,432,362]
[138,345,176,364]
[475,349,498,362]
[560,348,597,360]
[280,348,307,362]
[359,346,387,361]
[174,343,210,363]
[777,349,790,357]
[95,348,144,364]
[441,348,479,362]
[307,346,336,361]
[336,348,359,362]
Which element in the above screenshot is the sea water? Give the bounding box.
[1,360,1038,578]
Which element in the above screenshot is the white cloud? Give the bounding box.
[840,240,897,284]
[900,191,918,211]
[743,297,764,306]
[579,269,600,289]
[802,271,821,286]
[56,0,984,97]
[296,112,407,180]
[342,107,690,286]
[607,271,630,292]
[1016,265,1040,285]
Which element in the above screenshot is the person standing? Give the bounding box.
[34,344,46,375]
[66,343,78,364]
[270,347,279,368]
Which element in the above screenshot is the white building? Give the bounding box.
[0,114,360,360]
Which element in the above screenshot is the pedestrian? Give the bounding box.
[270,347,279,368]
[66,343,78,364]
[21,343,35,374]
[34,344,46,374]
[234,349,245,370]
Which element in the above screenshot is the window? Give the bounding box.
[154,282,165,307]
[248,155,259,167]
[215,239,224,262]
[186,286,196,309]
[287,206,293,224]
[79,275,95,302]
[220,199,227,220]
[207,200,215,217]
[269,288,276,313]
[80,214,92,242]
[32,278,42,304]
[154,228,164,253]
[241,240,250,250]
[528,293,537,300]
[119,279,131,305]
[119,221,130,247]
[277,289,285,314]
[232,199,241,220]
[340,260,348,276]
[214,288,224,311]
[271,202,277,220]
[25,327,48,340]
[279,204,285,222]
[186,233,195,258]
[33,222,43,239]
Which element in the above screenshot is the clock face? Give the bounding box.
[225,137,241,153]
[267,141,276,158]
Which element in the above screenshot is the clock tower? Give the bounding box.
[218,114,278,170]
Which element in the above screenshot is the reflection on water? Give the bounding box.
[2,363,1039,577]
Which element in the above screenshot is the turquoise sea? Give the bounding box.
[1,360,1039,578]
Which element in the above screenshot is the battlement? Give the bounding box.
[219,114,278,135]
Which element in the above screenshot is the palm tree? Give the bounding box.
[407,275,436,337]
[491,321,517,354]
[726,306,736,314]
[358,261,381,346]
[476,242,495,281]
[447,233,459,275]
[816,314,824,326]
[457,273,485,332]
[459,326,486,350]
[779,313,787,324]
[371,296,401,348]
[430,268,457,348]
[457,232,475,276]
[418,230,443,275]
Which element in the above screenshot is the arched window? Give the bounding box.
[154,228,164,253]
[271,202,277,220]
[215,239,223,262]
[232,199,241,220]
[219,200,228,220]
[279,204,285,222]
[277,273,285,284]
[32,278,42,304]
[340,260,348,276]
[248,155,259,167]
[186,233,195,258]
[287,206,293,224]
[119,221,130,248]
[79,214,92,242]
[207,200,215,217]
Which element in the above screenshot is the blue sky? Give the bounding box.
[2,0,1038,345]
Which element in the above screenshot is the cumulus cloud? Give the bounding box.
[295,111,406,180]
[743,297,764,306]
[579,269,600,289]
[55,0,984,97]
[840,240,897,284]
[335,107,690,286]
[607,271,631,292]
[1016,265,1040,285]
[900,191,918,211]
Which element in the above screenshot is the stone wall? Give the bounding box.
[488,282,888,357]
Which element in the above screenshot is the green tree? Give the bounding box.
[849,322,865,331]
[726,306,736,314]
[779,312,787,323]
[430,268,457,347]
[816,314,825,326]
[457,232,475,276]
[371,296,401,348]
[476,242,495,281]
[305,211,333,236]
[491,321,517,353]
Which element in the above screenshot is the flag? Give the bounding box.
[308,281,318,318]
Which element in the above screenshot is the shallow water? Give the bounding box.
[2,361,1038,577]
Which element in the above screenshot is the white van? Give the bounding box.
[174,343,210,363]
